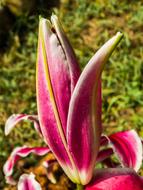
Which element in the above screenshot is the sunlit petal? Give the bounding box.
[109,130,143,171]
[86,168,143,190]
[67,32,123,184]
[5,114,42,136]
[36,18,80,183]
[3,146,50,184]
[51,15,81,92]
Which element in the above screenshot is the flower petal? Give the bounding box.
[18,173,41,190]
[36,18,80,183]
[67,32,123,185]
[37,17,77,136]
[3,146,50,184]
[5,114,42,136]
[51,15,81,92]
[109,130,143,171]
[85,168,143,190]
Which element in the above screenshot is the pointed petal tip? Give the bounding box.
[39,17,47,23]
[5,114,42,137]
[116,31,123,41]
[51,14,60,32]
[116,31,123,36]
[109,31,123,48]
[39,17,52,31]
[5,125,9,136]
[5,114,18,136]
[51,14,58,22]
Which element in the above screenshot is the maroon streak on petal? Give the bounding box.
[109,130,143,171]
[67,32,123,185]
[18,173,41,190]
[51,15,81,92]
[5,114,42,136]
[85,168,143,190]
[3,146,50,185]
[96,148,113,163]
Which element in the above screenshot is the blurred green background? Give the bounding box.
[1,0,143,188]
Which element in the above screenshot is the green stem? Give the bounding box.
[76,184,84,190]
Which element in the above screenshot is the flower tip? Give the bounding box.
[5,117,12,136]
[4,123,8,135]
[51,14,58,21]
[39,16,49,25]
[116,31,123,39]
[5,129,9,136]
[51,14,59,29]
[39,15,44,20]
[108,32,123,46]
[39,17,51,28]
[39,17,46,24]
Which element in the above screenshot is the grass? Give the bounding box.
[1,0,143,188]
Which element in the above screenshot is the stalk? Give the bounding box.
[76,184,84,190]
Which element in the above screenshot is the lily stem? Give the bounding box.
[76,184,84,190]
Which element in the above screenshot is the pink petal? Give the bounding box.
[3,146,50,184]
[37,16,79,136]
[18,173,41,190]
[109,130,143,171]
[36,18,80,183]
[51,15,81,92]
[86,168,143,190]
[67,32,123,185]
[5,114,42,136]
